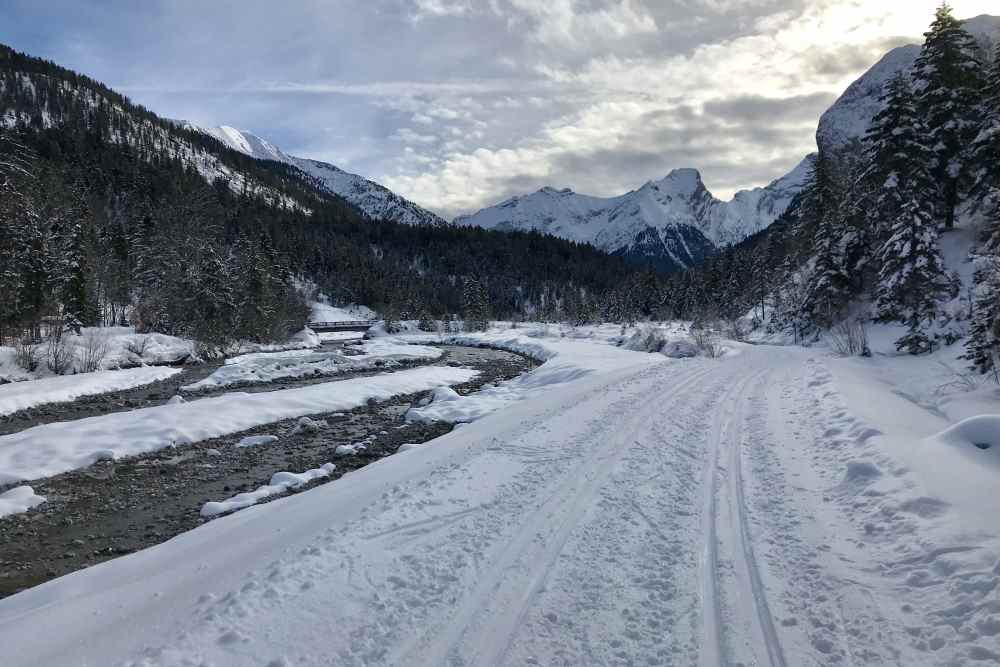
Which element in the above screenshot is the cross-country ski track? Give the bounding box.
[1,339,998,666]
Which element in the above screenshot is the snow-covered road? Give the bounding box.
[1,343,997,666]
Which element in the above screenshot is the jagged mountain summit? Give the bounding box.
[180,124,448,227]
[455,155,814,271]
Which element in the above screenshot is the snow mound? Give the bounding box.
[0,485,45,518]
[200,463,336,518]
[334,444,363,457]
[934,416,1000,463]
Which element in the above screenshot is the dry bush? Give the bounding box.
[124,334,152,360]
[691,326,723,358]
[14,338,40,372]
[45,331,72,375]
[79,331,111,373]
[829,318,871,357]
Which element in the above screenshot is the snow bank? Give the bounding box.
[182,338,443,391]
[0,329,195,382]
[0,366,181,417]
[405,329,662,425]
[0,485,45,518]
[933,415,1000,463]
[309,301,376,322]
[0,366,477,483]
[200,463,336,518]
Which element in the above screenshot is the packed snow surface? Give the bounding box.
[0,486,45,519]
[1,327,999,666]
[0,365,476,484]
[0,366,181,417]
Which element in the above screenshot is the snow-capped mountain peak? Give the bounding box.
[181,123,448,227]
[455,155,814,270]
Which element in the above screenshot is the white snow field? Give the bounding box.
[0,365,476,484]
[182,337,443,391]
[1,330,998,666]
[0,365,181,417]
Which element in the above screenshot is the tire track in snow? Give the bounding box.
[401,363,719,666]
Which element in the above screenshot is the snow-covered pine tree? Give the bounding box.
[966,251,1000,375]
[796,152,851,328]
[971,42,1000,217]
[863,73,936,244]
[912,2,985,230]
[875,196,951,354]
[462,277,491,332]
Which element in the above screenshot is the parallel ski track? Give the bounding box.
[402,362,718,666]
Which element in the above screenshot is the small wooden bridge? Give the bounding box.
[307,320,377,333]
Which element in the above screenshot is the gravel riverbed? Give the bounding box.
[0,345,534,598]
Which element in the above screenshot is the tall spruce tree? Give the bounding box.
[912,2,985,230]
[797,153,851,328]
[971,42,1000,213]
[966,248,1000,374]
[863,74,937,244]
[875,197,951,354]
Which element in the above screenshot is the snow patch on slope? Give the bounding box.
[185,124,447,227]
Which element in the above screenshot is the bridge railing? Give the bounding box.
[307,320,378,331]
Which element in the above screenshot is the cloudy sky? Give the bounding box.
[4,0,997,218]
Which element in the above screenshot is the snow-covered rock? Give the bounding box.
[183,124,448,227]
[200,463,336,517]
[236,434,279,449]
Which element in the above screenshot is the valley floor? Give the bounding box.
[0,331,998,666]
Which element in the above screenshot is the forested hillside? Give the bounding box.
[658,5,1000,375]
[0,45,644,347]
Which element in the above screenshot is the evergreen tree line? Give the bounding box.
[0,121,651,347]
[0,41,667,346]
[661,4,1000,372]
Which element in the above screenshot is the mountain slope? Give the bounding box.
[455,155,814,270]
[183,124,448,227]
[817,14,1000,154]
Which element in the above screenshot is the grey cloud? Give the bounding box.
[702,92,838,124]
[3,0,934,218]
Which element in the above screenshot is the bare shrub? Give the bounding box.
[45,331,72,375]
[14,338,40,372]
[124,334,152,360]
[691,326,723,358]
[935,361,986,394]
[828,318,871,357]
[79,331,111,373]
[727,317,748,342]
